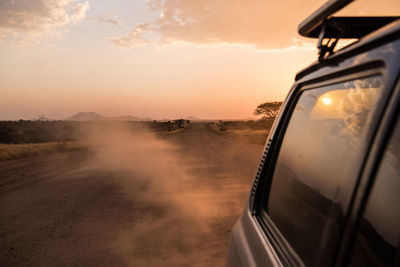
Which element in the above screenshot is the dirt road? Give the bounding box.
[0,123,264,266]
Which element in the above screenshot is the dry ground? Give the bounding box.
[210,120,274,145]
[0,122,264,266]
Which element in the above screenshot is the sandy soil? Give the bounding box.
[0,122,264,266]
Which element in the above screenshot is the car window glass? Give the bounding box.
[266,76,382,266]
[350,116,400,266]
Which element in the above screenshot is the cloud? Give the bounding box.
[71,1,90,24]
[110,0,400,49]
[0,0,89,43]
[98,14,122,28]
[109,23,150,46]
[110,0,325,49]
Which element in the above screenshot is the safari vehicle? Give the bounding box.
[227,0,400,266]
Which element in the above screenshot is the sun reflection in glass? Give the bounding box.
[322,97,332,105]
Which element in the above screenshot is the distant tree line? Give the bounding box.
[0,120,191,144]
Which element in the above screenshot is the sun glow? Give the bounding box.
[322,97,332,105]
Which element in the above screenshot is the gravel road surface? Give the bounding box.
[0,123,264,266]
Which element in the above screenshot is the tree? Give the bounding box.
[254,101,282,119]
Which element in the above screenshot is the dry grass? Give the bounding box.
[227,129,269,145]
[0,141,86,161]
[210,121,271,145]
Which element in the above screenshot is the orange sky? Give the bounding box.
[0,0,399,120]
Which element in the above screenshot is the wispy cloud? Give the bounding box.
[99,14,122,28]
[109,23,150,47]
[71,2,90,24]
[0,0,90,44]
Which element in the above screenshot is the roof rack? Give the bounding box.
[298,0,400,61]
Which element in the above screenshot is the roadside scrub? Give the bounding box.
[0,120,191,161]
[0,141,86,161]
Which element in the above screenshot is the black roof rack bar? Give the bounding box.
[305,16,400,38]
[298,0,354,37]
[315,16,399,60]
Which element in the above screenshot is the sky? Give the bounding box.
[0,0,399,120]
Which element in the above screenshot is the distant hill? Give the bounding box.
[67,112,152,121]
[67,112,106,121]
[185,116,201,121]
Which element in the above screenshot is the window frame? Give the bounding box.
[252,63,387,266]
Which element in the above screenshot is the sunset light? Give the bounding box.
[1,0,399,266]
[1,0,399,120]
[322,97,332,105]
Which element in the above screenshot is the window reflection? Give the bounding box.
[351,117,400,267]
[266,76,382,266]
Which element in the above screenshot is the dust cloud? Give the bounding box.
[77,122,248,266]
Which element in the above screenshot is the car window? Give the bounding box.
[350,116,400,267]
[265,76,382,266]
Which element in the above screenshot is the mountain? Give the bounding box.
[67,112,152,121]
[138,117,152,121]
[67,112,107,121]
